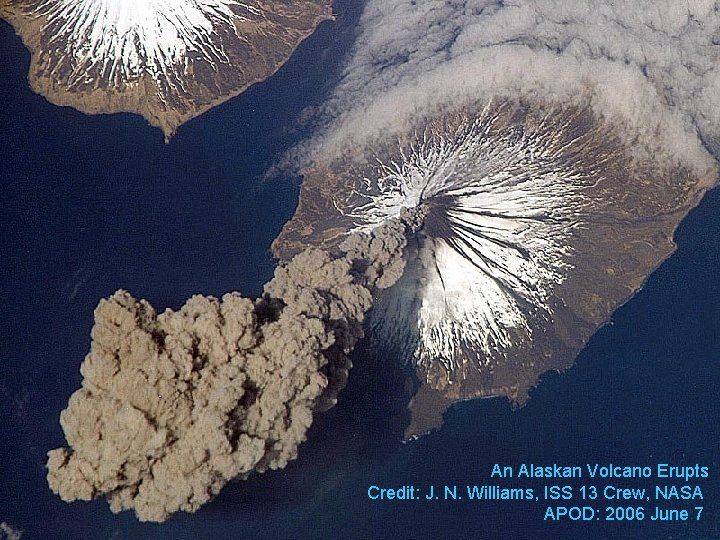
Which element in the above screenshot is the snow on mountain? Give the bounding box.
[1,0,332,137]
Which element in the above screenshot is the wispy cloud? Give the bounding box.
[302,0,720,173]
[0,522,23,540]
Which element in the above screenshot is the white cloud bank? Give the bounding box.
[303,0,720,174]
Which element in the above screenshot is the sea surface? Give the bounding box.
[1,4,719,539]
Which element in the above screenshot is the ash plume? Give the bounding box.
[46,217,418,523]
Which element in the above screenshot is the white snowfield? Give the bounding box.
[32,0,252,87]
[342,106,596,381]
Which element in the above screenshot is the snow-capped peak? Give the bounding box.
[34,0,243,85]
[3,0,332,136]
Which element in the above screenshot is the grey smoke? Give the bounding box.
[46,217,418,522]
[45,0,720,523]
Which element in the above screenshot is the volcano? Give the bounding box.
[1,0,332,138]
[274,99,716,438]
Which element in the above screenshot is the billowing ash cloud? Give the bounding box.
[275,0,720,436]
[46,218,416,522]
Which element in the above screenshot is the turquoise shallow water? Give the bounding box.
[1,5,719,538]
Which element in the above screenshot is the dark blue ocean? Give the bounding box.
[1,4,719,539]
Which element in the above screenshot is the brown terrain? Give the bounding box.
[0,0,333,140]
[273,101,717,439]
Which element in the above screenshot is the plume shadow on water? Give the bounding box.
[199,188,720,540]
[199,334,418,520]
[0,0,370,535]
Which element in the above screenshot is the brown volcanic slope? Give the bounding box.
[274,100,717,439]
[0,0,333,140]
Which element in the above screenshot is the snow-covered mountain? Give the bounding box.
[1,0,332,138]
[354,106,586,376]
[274,98,716,436]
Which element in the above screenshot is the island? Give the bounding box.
[273,99,717,439]
[0,0,333,140]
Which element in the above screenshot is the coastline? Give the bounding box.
[0,2,334,141]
